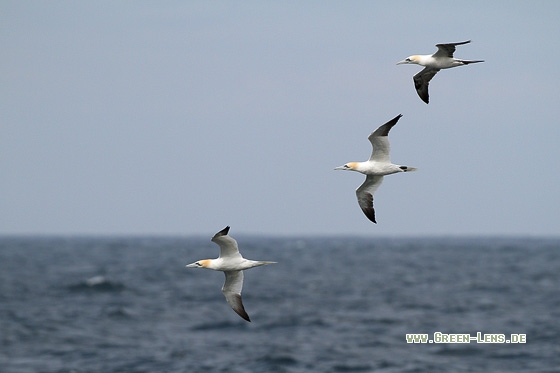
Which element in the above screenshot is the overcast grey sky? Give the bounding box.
[2,1,560,236]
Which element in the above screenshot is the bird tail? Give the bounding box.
[460,59,484,65]
[249,261,277,267]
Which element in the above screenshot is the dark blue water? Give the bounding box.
[1,236,559,372]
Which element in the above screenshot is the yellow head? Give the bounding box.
[186,259,212,269]
[334,162,360,171]
[397,55,421,65]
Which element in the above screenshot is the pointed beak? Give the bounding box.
[334,166,346,170]
[396,60,408,65]
[186,263,197,268]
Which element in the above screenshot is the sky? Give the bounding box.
[2,1,560,237]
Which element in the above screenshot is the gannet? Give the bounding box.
[186,226,276,322]
[334,114,417,224]
[397,40,484,104]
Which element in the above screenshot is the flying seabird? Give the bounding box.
[334,114,417,224]
[186,226,276,322]
[397,40,484,104]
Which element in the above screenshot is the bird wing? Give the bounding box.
[433,40,471,58]
[413,67,439,104]
[211,226,242,259]
[356,175,384,224]
[367,114,402,162]
[222,270,250,322]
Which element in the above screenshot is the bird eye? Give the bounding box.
[344,165,350,168]
[406,58,411,62]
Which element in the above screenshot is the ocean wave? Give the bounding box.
[67,276,125,292]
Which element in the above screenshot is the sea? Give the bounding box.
[0,235,559,373]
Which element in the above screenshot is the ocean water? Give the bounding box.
[0,236,559,373]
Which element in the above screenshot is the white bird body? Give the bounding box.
[186,226,275,322]
[335,114,417,224]
[201,257,270,272]
[406,54,467,69]
[397,40,484,103]
[348,161,406,176]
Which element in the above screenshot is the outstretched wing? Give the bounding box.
[222,270,250,322]
[356,175,384,224]
[368,114,402,162]
[433,40,471,58]
[211,226,242,259]
[413,67,439,104]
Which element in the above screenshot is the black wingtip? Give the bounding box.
[235,309,251,322]
[377,114,403,135]
[361,208,377,224]
[212,226,230,241]
[231,294,251,322]
[419,94,429,104]
[389,114,403,125]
